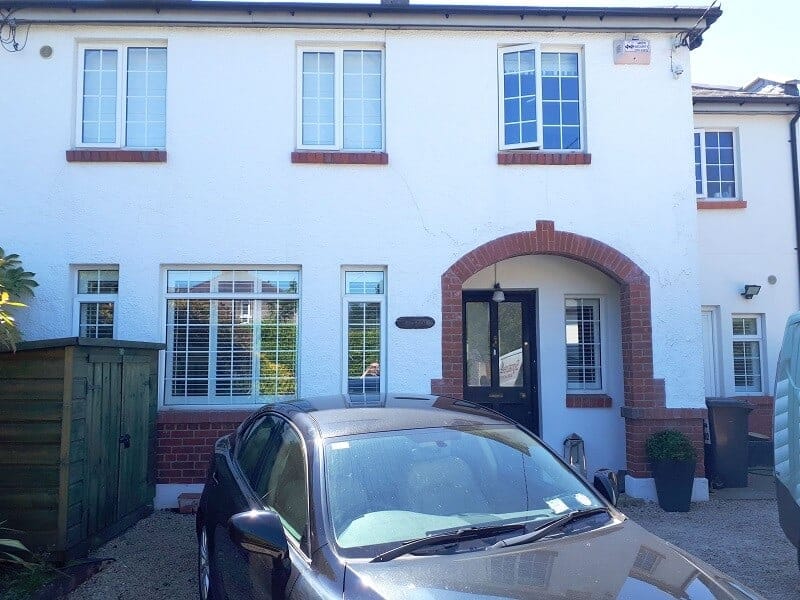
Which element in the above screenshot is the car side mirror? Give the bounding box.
[593,469,619,507]
[229,510,289,559]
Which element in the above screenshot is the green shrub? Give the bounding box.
[646,429,697,462]
[0,248,38,351]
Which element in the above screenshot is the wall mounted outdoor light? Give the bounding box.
[741,284,761,300]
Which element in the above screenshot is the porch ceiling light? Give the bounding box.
[492,283,505,303]
[492,264,505,303]
[741,284,761,300]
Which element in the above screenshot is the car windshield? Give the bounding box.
[323,425,604,555]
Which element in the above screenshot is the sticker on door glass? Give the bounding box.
[331,441,350,450]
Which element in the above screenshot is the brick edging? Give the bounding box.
[697,200,747,209]
[497,152,591,165]
[66,149,167,162]
[566,394,612,408]
[291,151,388,165]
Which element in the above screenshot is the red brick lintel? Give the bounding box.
[697,199,747,209]
[566,394,612,408]
[157,409,254,425]
[66,149,167,162]
[291,151,388,165]
[497,152,591,165]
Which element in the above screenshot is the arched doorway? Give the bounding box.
[431,220,705,479]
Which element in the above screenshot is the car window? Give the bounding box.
[324,425,604,556]
[237,416,281,486]
[237,416,309,543]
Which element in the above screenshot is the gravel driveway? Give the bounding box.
[69,498,799,600]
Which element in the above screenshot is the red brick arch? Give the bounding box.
[431,220,704,478]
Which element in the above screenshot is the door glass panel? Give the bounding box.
[465,302,491,387]
[498,302,524,387]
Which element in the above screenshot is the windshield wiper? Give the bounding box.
[371,522,527,563]
[491,507,610,549]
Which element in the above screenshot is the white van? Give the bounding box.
[774,312,800,568]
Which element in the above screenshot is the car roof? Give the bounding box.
[259,394,516,439]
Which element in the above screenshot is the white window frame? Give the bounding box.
[341,267,387,394]
[564,295,605,392]
[498,44,584,152]
[694,128,740,200]
[731,314,766,394]
[295,45,385,152]
[75,41,167,149]
[73,266,119,338]
[160,266,302,409]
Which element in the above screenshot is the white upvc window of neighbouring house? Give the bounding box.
[77,44,167,148]
[498,45,583,151]
[732,315,764,393]
[694,129,738,199]
[343,269,386,394]
[297,47,384,151]
[565,297,602,390]
[164,269,300,406]
[74,268,119,338]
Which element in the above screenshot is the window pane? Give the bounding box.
[565,298,601,390]
[302,52,336,147]
[78,269,119,294]
[703,131,737,198]
[498,302,523,388]
[259,299,299,399]
[502,49,537,146]
[345,271,384,295]
[126,48,166,148]
[347,302,382,394]
[83,49,117,144]
[733,341,762,391]
[342,50,383,150]
[465,302,491,387]
[166,299,211,400]
[541,52,581,150]
[79,302,114,338]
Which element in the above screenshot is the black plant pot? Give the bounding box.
[651,460,696,512]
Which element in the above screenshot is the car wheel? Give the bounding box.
[198,526,214,600]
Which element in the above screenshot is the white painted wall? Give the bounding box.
[464,255,624,475]
[695,112,800,397]
[3,23,706,459]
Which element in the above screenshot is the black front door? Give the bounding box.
[462,291,538,434]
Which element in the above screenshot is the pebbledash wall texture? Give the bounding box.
[5,3,781,506]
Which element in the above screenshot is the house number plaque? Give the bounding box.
[395,316,435,330]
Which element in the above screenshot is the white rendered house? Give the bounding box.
[4,1,785,507]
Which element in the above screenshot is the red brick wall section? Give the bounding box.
[565,394,613,408]
[432,220,705,478]
[156,411,252,484]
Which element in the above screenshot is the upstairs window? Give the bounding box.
[77,44,167,148]
[499,46,582,151]
[694,129,738,199]
[75,268,119,338]
[298,48,384,151]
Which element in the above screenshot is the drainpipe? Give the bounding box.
[791,107,800,303]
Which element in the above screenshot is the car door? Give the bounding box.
[215,414,311,599]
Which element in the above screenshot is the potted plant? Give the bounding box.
[646,429,697,512]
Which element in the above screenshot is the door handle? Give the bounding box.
[119,433,131,449]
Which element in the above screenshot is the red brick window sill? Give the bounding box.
[697,199,747,209]
[498,152,591,166]
[66,149,167,163]
[291,151,388,165]
[566,394,613,408]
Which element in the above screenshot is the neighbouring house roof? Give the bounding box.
[2,2,721,47]
[693,79,800,106]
